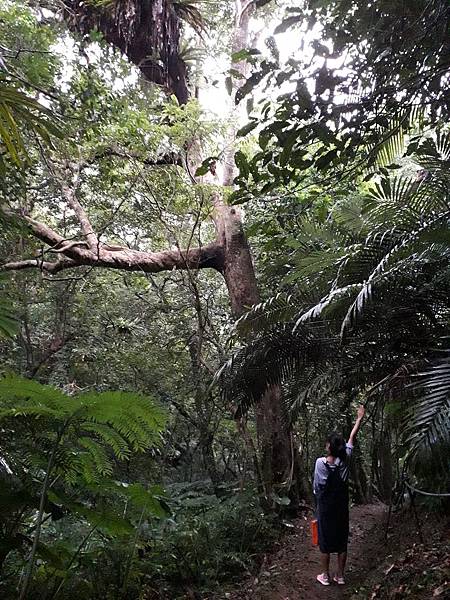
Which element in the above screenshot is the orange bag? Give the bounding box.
[311,518,319,546]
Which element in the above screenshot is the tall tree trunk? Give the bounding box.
[346,405,368,504]
[219,211,293,503]
[213,0,294,507]
[198,425,221,492]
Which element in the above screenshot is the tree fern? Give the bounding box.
[0,375,168,595]
[0,375,167,485]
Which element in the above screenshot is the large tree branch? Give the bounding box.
[59,161,100,251]
[3,197,88,251]
[3,209,89,261]
[62,183,99,250]
[21,214,67,248]
[89,147,183,168]
[1,258,76,273]
[2,243,224,275]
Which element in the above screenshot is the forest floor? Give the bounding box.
[218,502,450,600]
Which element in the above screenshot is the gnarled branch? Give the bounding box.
[2,242,224,275]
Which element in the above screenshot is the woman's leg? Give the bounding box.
[321,552,330,577]
[337,551,347,577]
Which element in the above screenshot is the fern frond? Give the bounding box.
[0,375,68,411]
[79,437,113,480]
[48,489,133,536]
[83,422,131,460]
[0,376,167,484]
[79,390,166,452]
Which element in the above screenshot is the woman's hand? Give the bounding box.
[349,405,365,446]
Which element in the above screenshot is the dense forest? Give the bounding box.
[0,0,449,598]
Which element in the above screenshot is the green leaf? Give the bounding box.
[274,15,302,34]
[315,148,338,170]
[113,482,168,517]
[195,156,218,177]
[234,150,250,179]
[231,48,261,63]
[237,120,258,137]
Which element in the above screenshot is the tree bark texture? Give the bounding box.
[64,0,189,104]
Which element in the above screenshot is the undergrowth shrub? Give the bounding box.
[139,484,282,598]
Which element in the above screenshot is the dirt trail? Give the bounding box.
[223,503,387,600]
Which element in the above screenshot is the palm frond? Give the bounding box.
[283,364,342,425]
[0,80,62,173]
[219,323,337,417]
[172,0,207,36]
[365,104,425,172]
[404,355,450,459]
[342,229,450,337]
[294,284,362,326]
[234,293,297,336]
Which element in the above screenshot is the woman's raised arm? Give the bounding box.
[348,405,365,446]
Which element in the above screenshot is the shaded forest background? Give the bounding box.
[0,0,449,598]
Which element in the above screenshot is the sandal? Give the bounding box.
[316,573,331,586]
[333,575,345,585]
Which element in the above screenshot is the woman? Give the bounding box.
[313,405,365,586]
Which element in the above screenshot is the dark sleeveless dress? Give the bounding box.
[316,462,349,554]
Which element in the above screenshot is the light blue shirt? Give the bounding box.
[313,442,353,495]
